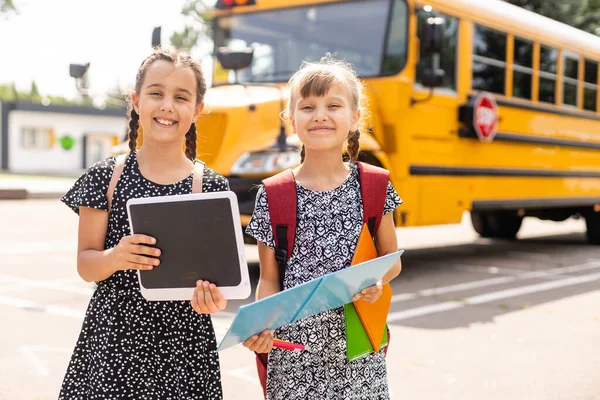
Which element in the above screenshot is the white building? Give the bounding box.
[0,101,127,175]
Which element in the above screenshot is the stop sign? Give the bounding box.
[473,92,499,142]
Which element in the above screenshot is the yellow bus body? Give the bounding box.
[141,0,600,241]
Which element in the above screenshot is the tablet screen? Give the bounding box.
[129,197,242,288]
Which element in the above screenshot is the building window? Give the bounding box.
[584,59,598,112]
[472,25,506,95]
[562,54,579,107]
[21,127,54,149]
[415,8,458,90]
[539,45,558,104]
[512,37,533,100]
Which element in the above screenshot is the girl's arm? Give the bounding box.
[375,212,402,285]
[255,241,282,300]
[242,241,278,353]
[77,207,158,282]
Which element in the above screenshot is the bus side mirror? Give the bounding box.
[419,16,446,88]
[69,63,90,79]
[215,47,254,84]
[421,17,445,56]
[152,27,162,48]
[215,47,254,71]
[419,69,445,88]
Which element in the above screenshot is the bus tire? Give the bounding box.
[585,212,600,245]
[471,211,523,239]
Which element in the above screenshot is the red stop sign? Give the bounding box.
[473,92,499,142]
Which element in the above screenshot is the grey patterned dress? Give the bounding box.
[245,163,402,400]
[59,151,228,399]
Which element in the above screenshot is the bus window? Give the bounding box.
[512,37,533,100]
[382,0,409,75]
[539,45,558,104]
[584,59,598,112]
[472,25,506,95]
[562,53,579,107]
[212,0,401,82]
[415,8,458,90]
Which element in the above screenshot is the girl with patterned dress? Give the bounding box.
[59,48,228,399]
[244,56,403,400]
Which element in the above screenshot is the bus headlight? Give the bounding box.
[231,150,301,175]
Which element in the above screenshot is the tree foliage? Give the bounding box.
[169,0,214,52]
[0,0,16,17]
[0,82,76,105]
[505,0,600,34]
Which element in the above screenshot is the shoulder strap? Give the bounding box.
[357,161,390,237]
[107,154,128,213]
[192,161,205,194]
[263,169,297,289]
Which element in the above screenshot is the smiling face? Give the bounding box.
[131,60,203,145]
[291,81,360,154]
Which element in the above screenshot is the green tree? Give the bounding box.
[169,0,214,52]
[170,25,201,51]
[10,82,19,100]
[30,81,41,101]
[505,0,600,34]
[0,0,16,17]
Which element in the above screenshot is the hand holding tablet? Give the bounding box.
[126,191,251,301]
[191,280,228,314]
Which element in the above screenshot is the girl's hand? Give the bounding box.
[242,330,274,353]
[191,280,227,314]
[353,280,383,304]
[108,234,160,272]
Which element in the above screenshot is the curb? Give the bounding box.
[0,189,63,200]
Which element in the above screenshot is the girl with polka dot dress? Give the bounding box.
[243,57,403,399]
[59,48,227,399]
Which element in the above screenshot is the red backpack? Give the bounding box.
[254,161,390,398]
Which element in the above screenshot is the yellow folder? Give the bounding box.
[350,223,393,352]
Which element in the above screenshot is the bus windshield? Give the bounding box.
[213,0,399,82]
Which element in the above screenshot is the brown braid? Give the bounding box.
[185,123,197,161]
[347,130,360,162]
[128,108,139,153]
[300,144,306,163]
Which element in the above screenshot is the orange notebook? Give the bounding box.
[350,223,393,352]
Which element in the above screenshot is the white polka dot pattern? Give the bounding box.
[59,151,228,399]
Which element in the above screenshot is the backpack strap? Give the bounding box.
[192,161,205,194]
[106,154,128,213]
[263,170,297,290]
[357,161,390,237]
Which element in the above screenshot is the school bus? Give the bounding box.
[183,0,600,244]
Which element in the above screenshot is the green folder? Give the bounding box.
[344,303,388,362]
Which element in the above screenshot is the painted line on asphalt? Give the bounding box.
[391,260,600,303]
[388,269,600,322]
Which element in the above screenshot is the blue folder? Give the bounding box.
[217,250,403,352]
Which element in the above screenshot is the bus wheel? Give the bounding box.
[585,212,600,245]
[471,211,523,239]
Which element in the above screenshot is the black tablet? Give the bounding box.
[126,191,251,301]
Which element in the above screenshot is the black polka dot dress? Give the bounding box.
[59,151,228,399]
[245,163,403,400]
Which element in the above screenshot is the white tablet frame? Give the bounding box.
[126,191,251,301]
